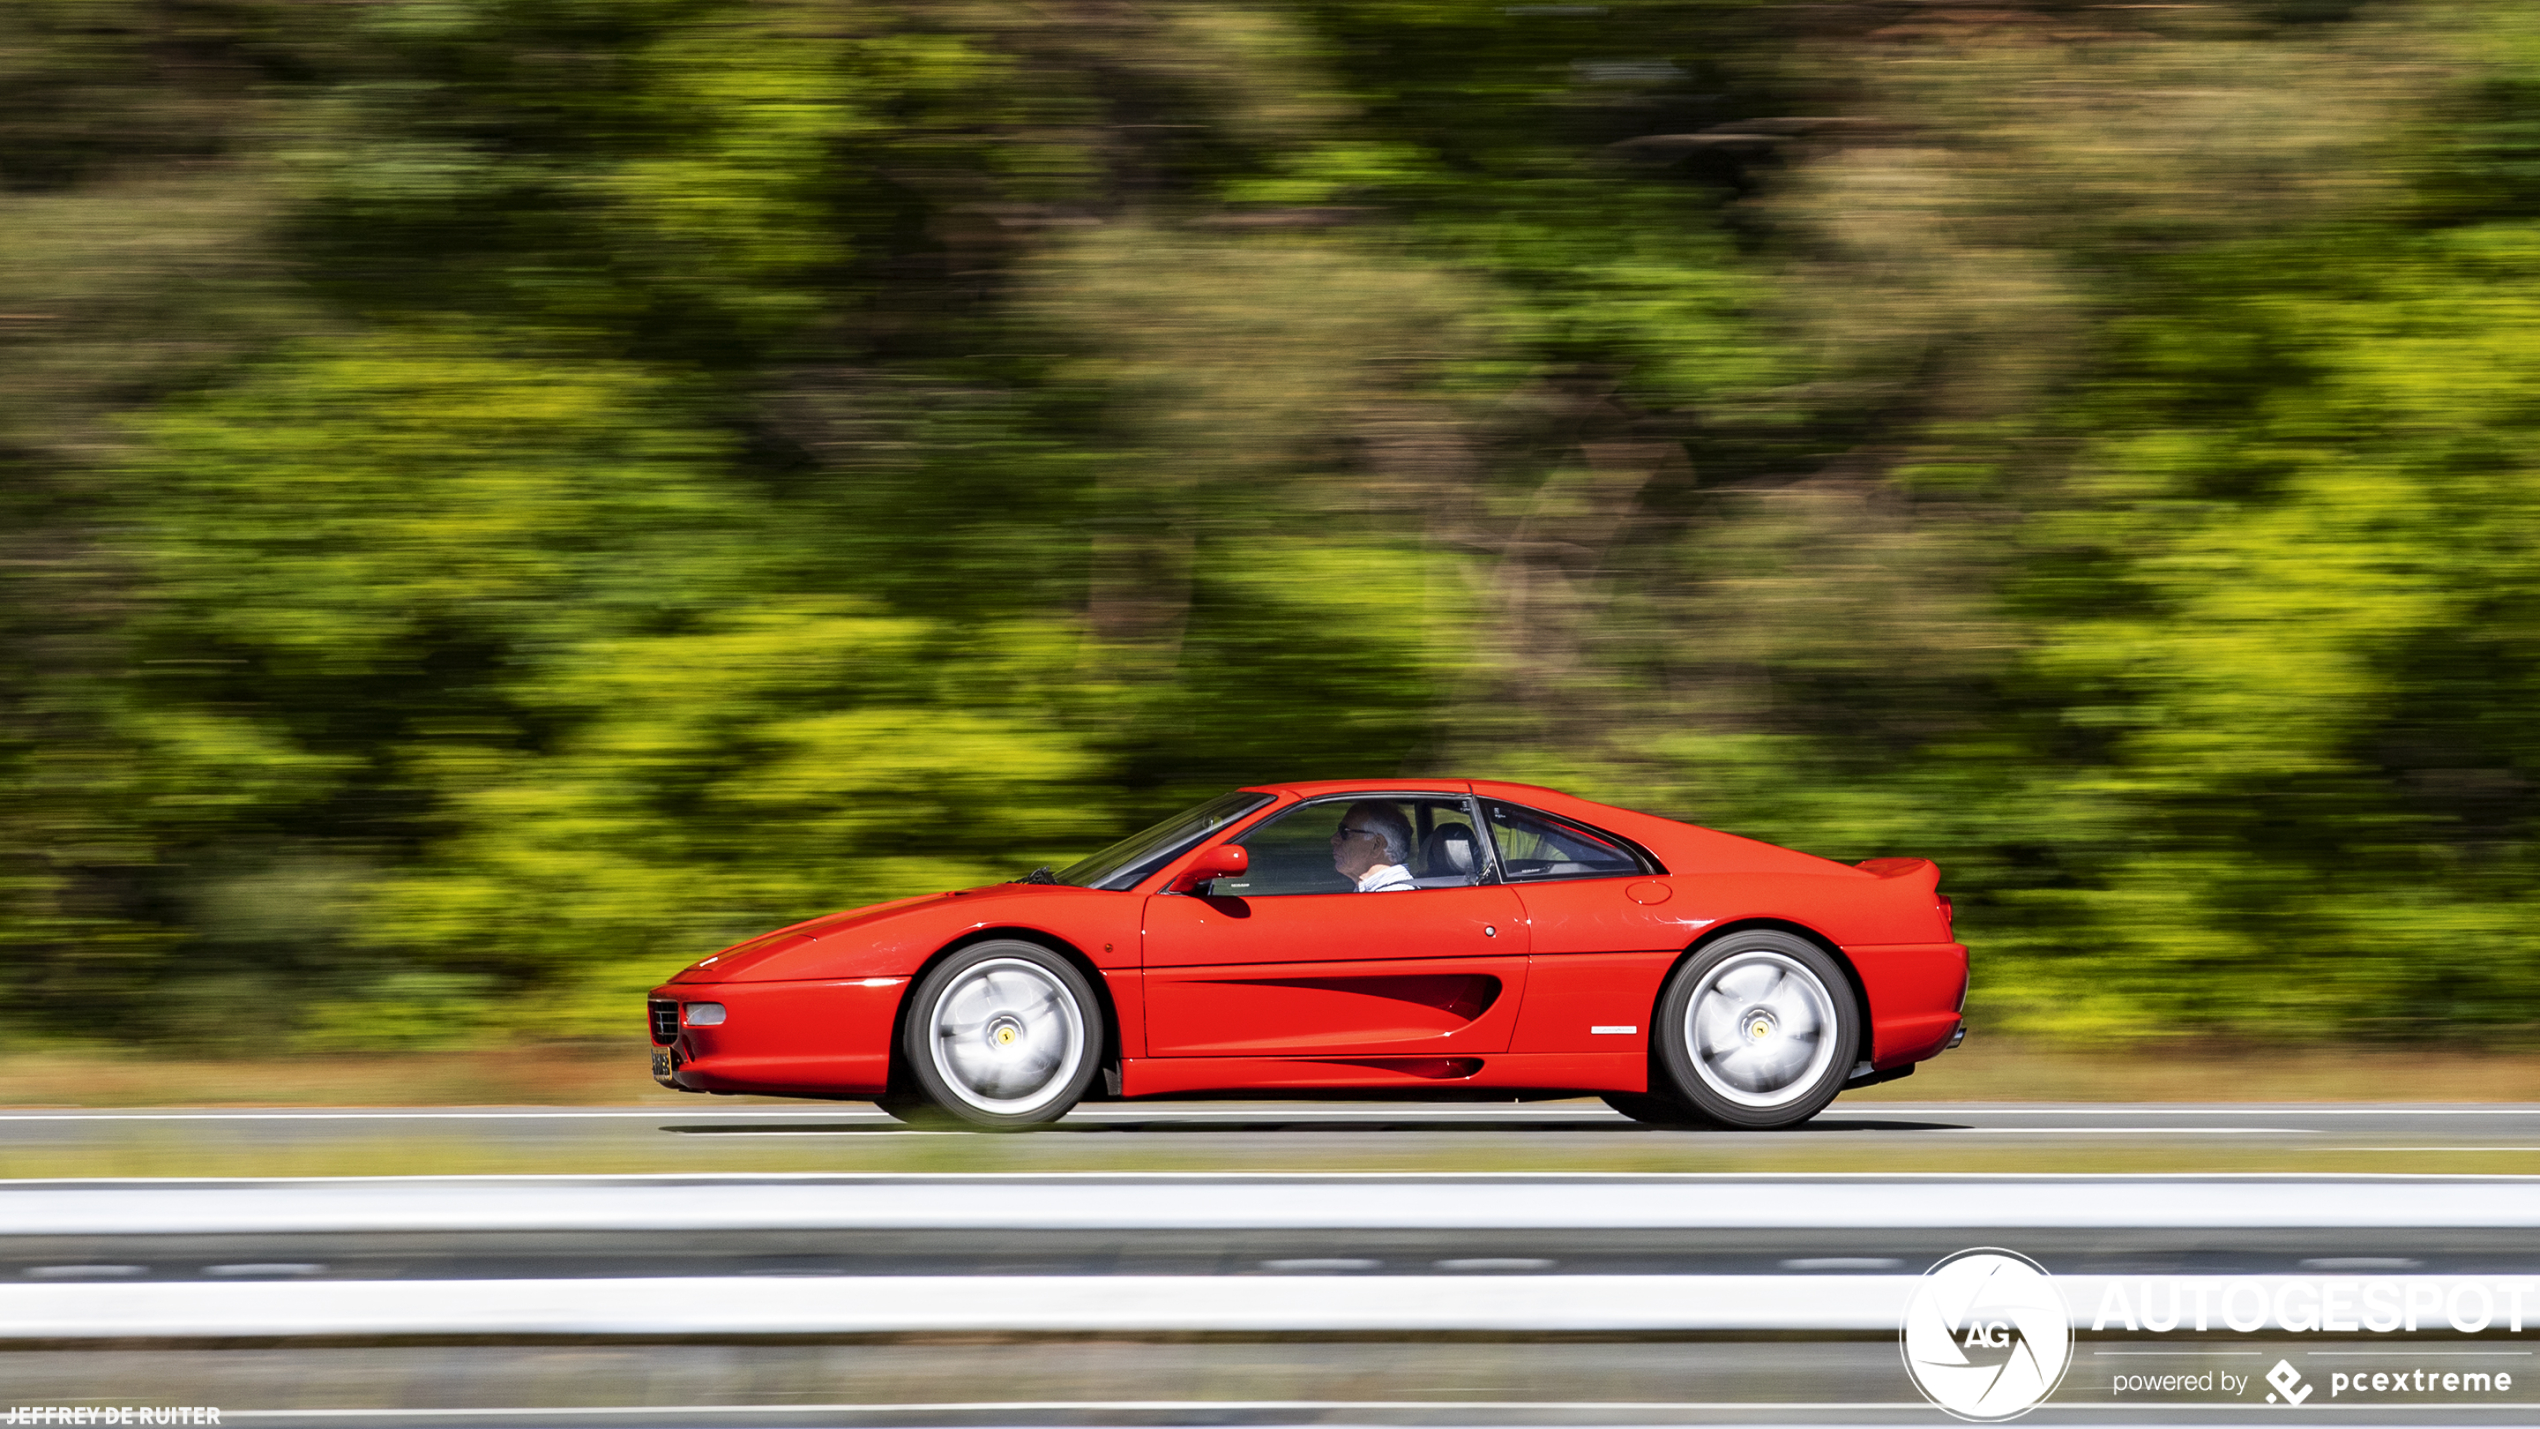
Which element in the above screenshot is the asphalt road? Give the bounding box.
[6,1110,2536,1427]
[7,1100,2540,1177]
[4,1342,2534,1429]
[12,1099,2540,1141]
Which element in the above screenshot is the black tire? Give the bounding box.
[1653,930,1857,1130]
[900,939,1103,1130]
[1599,1092,1715,1128]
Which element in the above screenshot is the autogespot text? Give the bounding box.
[2086,1276,2535,1334]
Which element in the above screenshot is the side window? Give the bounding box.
[1210,796,1487,896]
[1482,803,1647,881]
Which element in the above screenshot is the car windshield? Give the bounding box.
[1053,791,1274,891]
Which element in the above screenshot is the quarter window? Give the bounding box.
[1482,803,1648,881]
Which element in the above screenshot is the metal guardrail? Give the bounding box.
[9,1272,2539,1339]
[7,1173,2540,1237]
[8,1175,2540,1341]
[6,1274,1903,1337]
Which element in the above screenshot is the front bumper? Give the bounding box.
[646,978,909,1096]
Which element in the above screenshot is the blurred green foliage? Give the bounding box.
[7,0,2540,1046]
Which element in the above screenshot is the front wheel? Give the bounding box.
[900,940,1104,1130]
[1653,931,1856,1130]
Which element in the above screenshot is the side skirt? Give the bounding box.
[1119,1051,1646,1098]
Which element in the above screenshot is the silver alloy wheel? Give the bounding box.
[925,956,1087,1116]
[1682,949,1839,1109]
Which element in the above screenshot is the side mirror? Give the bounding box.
[1167,842,1248,894]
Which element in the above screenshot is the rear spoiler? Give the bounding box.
[1856,856,1939,891]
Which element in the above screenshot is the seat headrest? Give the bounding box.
[1420,823,1476,875]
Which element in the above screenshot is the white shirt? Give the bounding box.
[1355,863,1418,893]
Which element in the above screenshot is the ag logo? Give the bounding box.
[1901,1248,2073,1421]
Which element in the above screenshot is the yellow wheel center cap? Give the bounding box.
[1748,1018,1773,1042]
[994,1026,1018,1046]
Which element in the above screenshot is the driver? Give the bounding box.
[1332,802,1417,892]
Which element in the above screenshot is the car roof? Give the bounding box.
[1240,778,1659,833]
[1242,777,1616,806]
[1244,778,1476,798]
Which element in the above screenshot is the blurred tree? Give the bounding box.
[7,0,2540,1048]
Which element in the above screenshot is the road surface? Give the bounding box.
[5,1108,2537,1426]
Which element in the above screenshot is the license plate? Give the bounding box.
[651,1048,674,1083]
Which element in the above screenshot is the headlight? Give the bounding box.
[682,1002,727,1027]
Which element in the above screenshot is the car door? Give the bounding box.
[1142,794,1531,1056]
[1479,798,1692,1054]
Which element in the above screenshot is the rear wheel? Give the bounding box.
[1654,930,1856,1130]
[900,940,1103,1130]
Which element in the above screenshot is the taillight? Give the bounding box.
[1938,895,1954,934]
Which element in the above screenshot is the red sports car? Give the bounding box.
[648,780,1966,1130]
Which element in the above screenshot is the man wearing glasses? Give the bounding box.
[1331,802,1418,893]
